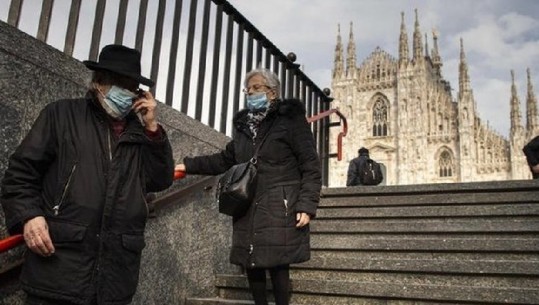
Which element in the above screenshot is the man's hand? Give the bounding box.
[132,90,158,132]
[23,216,55,256]
[532,164,539,174]
[296,212,311,228]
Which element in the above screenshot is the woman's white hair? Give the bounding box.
[244,68,281,98]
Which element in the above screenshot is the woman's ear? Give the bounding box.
[268,88,278,101]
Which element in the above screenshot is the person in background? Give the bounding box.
[175,68,321,305]
[523,135,539,179]
[346,147,370,186]
[1,44,174,305]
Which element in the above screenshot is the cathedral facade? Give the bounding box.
[328,10,538,186]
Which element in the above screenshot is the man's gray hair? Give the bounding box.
[244,68,281,98]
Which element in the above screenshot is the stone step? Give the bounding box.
[214,274,539,304]
[288,269,539,288]
[310,249,539,261]
[310,217,539,233]
[319,190,538,207]
[316,203,539,218]
[185,298,253,305]
[298,252,539,275]
[311,233,539,252]
[186,296,472,305]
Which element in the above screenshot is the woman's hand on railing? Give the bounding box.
[174,164,187,180]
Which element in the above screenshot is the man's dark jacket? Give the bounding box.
[184,99,321,269]
[1,94,174,305]
[346,152,369,186]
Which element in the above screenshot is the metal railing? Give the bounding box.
[1,0,334,184]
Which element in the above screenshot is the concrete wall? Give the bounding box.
[0,20,237,304]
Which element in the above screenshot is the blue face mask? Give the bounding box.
[101,86,137,119]
[246,92,270,111]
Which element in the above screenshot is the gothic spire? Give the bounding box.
[346,22,357,77]
[526,68,539,134]
[458,38,471,94]
[431,29,442,68]
[510,70,523,136]
[424,33,429,58]
[398,12,409,66]
[333,23,344,79]
[412,9,423,60]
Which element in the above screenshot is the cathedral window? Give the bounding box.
[439,151,453,177]
[372,98,388,137]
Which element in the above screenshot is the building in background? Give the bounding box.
[329,10,538,186]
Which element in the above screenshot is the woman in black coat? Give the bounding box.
[176,68,321,305]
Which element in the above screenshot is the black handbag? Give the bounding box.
[216,158,258,217]
[217,121,275,217]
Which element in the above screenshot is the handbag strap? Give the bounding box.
[250,117,277,164]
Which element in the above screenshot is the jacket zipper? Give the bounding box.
[248,198,259,266]
[94,127,112,300]
[107,129,113,161]
[248,124,261,265]
[52,163,77,216]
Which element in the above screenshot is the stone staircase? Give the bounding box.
[186,180,539,305]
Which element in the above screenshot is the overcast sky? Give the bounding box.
[229,0,539,138]
[1,0,538,138]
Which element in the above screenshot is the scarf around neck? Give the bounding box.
[246,100,278,139]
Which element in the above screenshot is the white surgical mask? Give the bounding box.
[246,92,269,111]
[99,86,137,119]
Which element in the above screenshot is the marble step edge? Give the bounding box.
[294,256,539,275]
[213,275,539,304]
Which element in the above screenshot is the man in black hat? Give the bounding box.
[1,45,174,305]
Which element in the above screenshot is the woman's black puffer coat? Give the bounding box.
[184,99,321,268]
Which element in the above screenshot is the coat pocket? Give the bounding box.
[281,184,300,225]
[48,219,86,243]
[21,220,93,298]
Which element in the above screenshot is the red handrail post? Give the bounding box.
[307,108,347,161]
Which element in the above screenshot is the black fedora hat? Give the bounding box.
[83,44,154,87]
